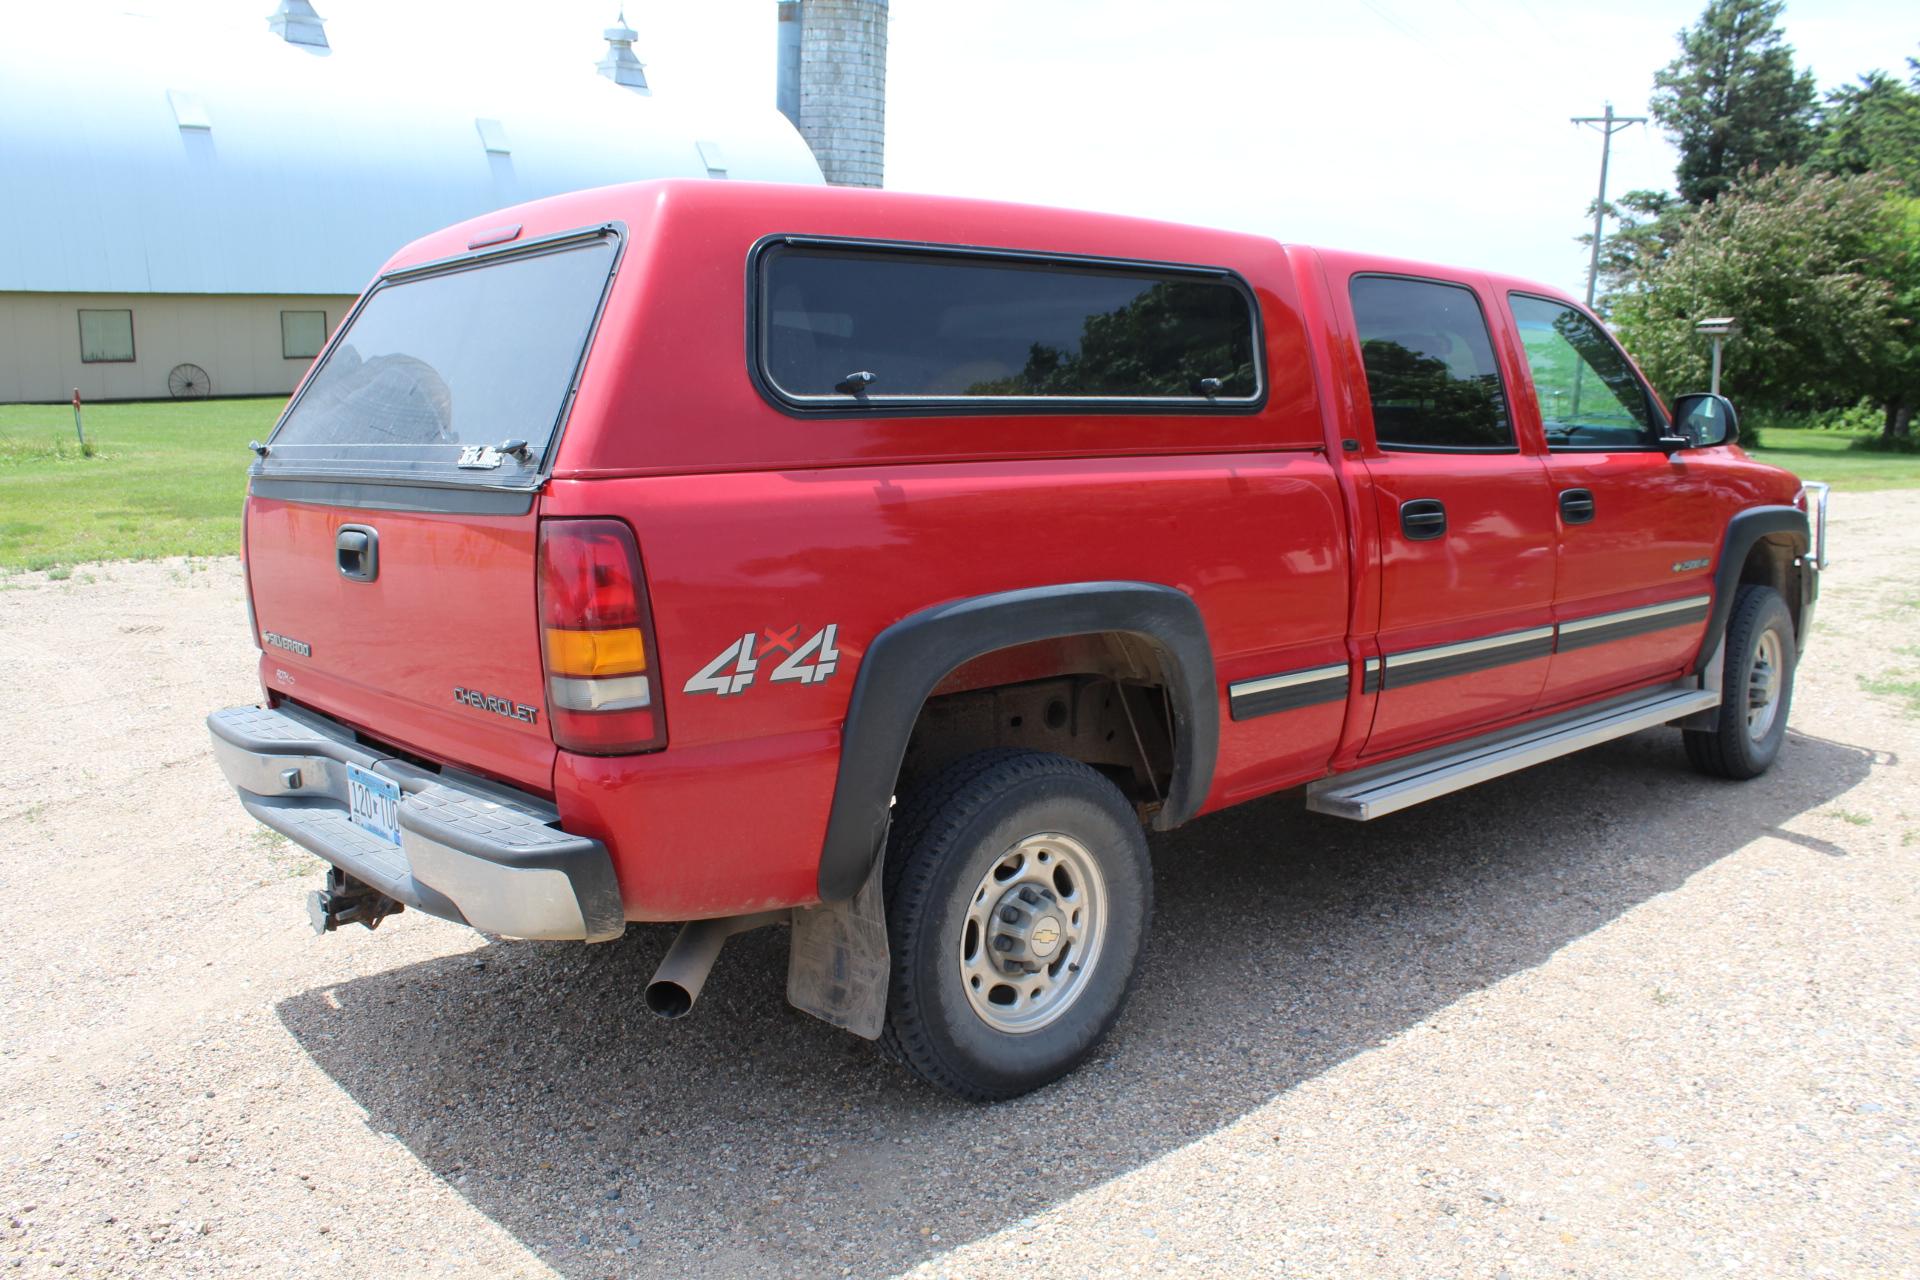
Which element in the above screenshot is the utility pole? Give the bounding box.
[1571,102,1647,307]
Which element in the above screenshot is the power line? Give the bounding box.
[1571,102,1648,308]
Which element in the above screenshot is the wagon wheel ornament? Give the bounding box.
[167,363,211,399]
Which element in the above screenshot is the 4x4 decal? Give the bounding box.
[684,624,841,697]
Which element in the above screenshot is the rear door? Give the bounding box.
[1502,292,1720,708]
[1343,273,1558,757]
[244,229,620,791]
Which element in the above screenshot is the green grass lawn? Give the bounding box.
[1746,426,1920,492]
[0,399,1915,571]
[0,397,279,571]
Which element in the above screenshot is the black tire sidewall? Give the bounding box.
[1720,586,1796,775]
[893,761,1150,1098]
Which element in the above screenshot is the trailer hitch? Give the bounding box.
[307,867,405,934]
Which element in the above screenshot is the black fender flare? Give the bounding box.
[1696,504,1809,674]
[816,581,1219,901]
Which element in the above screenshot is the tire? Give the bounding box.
[880,749,1152,1100]
[1684,584,1796,780]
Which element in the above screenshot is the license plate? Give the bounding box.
[346,763,402,846]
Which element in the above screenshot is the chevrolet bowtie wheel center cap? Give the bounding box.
[961,834,1109,1035]
[989,884,1064,971]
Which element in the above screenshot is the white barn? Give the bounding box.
[0,4,826,404]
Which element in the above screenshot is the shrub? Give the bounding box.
[1850,431,1920,452]
[1822,399,1885,432]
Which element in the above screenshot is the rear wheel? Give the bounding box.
[880,749,1151,1100]
[1684,584,1796,780]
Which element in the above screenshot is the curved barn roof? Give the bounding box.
[0,10,822,296]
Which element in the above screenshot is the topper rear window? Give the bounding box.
[754,240,1262,413]
[260,232,617,487]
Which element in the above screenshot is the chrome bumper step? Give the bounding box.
[207,703,626,942]
[1306,684,1721,821]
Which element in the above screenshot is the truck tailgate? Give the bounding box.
[246,495,554,792]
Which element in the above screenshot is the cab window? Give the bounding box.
[1349,276,1514,451]
[1508,293,1660,449]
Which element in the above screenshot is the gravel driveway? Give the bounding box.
[2,493,1915,1279]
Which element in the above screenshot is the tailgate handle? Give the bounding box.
[336,524,378,582]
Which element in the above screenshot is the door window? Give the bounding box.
[1508,294,1659,449]
[1349,276,1513,451]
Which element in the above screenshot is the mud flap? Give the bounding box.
[787,853,889,1039]
[1677,635,1727,731]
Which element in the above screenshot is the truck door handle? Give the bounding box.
[1559,488,1596,525]
[336,524,379,582]
[1399,498,1447,541]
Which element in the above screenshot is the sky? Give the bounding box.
[30,0,1920,294]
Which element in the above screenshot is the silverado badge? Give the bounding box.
[262,631,311,657]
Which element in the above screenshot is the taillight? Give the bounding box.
[537,518,666,754]
[242,501,260,649]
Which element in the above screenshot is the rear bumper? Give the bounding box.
[207,704,625,942]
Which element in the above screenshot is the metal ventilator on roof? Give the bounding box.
[267,0,328,51]
[596,10,649,93]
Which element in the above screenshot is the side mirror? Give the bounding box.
[1668,392,1739,449]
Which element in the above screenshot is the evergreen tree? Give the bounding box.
[1815,60,1920,195]
[1582,189,1690,303]
[1650,0,1819,205]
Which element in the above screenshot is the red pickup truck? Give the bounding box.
[209,179,1828,1099]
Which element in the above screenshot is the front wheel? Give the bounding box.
[881,749,1152,1100]
[1684,584,1796,780]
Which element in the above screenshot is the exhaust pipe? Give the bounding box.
[645,911,785,1019]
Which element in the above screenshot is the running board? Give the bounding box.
[1306,685,1721,821]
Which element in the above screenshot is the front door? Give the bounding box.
[1502,292,1721,708]
[1345,273,1558,757]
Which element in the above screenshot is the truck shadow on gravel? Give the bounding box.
[277,728,1875,1278]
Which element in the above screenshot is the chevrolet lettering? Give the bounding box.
[452,686,539,725]
[207,179,1827,1100]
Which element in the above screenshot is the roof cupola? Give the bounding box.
[596,10,649,92]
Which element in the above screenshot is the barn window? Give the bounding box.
[281,311,328,360]
[78,310,135,363]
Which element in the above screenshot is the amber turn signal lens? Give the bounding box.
[544,626,648,678]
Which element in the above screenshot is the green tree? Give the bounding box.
[1863,193,1920,437]
[1814,61,1920,195]
[1610,168,1903,419]
[1650,0,1819,205]
[1583,189,1691,304]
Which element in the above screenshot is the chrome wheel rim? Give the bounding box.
[959,833,1107,1034]
[1746,628,1784,741]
